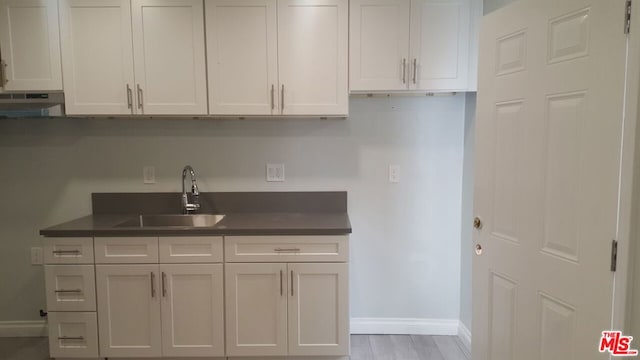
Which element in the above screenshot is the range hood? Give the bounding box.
[0,92,64,111]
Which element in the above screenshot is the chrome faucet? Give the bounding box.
[181,165,200,214]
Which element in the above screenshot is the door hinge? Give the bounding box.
[625,0,632,34]
[611,239,618,272]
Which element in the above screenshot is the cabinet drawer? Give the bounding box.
[43,237,94,264]
[225,235,349,262]
[159,236,223,263]
[48,312,99,358]
[45,265,96,312]
[94,237,159,264]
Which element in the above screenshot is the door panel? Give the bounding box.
[277,0,348,115]
[59,0,135,115]
[349,0,410,91]
[96,264,161,357]
[206,0,278,115]
[287,263,349,356]
[473,0,626,359]
[225,263,287,356]
[161,264,224,357]
[0,0,62,91]
[132,0,207,115]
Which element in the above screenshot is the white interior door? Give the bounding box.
[473,0,627,359]
[206,0,279,115]
[132,0,208,115]
[225,263,288,356]
[0,0,62,91]
[160,264,225,357]
[349,0,411,91]
[96,264,161,358]
[277,0,348,115]
[59,0,136,115]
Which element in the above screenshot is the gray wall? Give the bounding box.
[0,96,466,322]
[483,0,516,14]
[459,93,476,331]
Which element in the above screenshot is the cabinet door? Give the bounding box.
[349,0,410,91]
[225,263,287,356]
[96,265,161,358]
[277,0,348,115]
[59,0,136,115]
[288,263,349,356]
[0,0,62,91]
[160,264,225,357]
[409,0,470,91]
[206,0,278,115]
[131,0,207,115]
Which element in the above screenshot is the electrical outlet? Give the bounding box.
[143,166,156,184]
[30,247,43,265]
[389,165,400,183]
[266,163,285,182]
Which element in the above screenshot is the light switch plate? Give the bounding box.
[266,163,285,182]
[143,166,156,184]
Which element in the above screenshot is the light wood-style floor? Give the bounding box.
[0,335,470,360]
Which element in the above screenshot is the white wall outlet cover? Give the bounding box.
[389,165,400,183]
[30,247,43,265]
[266,163,285,182]
[143,166,156,184]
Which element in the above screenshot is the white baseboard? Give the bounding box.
[0,321,47,337]
[350,318,460,335]
[457,322,472,354]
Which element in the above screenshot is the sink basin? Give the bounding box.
[116,214,226,228]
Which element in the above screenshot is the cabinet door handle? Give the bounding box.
[274,248,301,252]
[52,250,81,255]
[150,272,156,298]
[55,289,82,293]
[162,272,167,297]
[412,59,417,84]
[280,270,283,296]
[402,58,407,84]
[126,84,133,111]
[58,336,84,341]
[281,84,285,113]
[271,84,275,110]
[290,270,294,297]
[137,84,143,110]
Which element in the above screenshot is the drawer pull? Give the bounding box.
[52,250,81,255]
[54,289,82,293]
[58,336,85,341]
[274,248,301,252]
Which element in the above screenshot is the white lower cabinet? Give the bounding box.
[225,262,349,357]
[96,264,162,358]
[48,312,99,358]
[96,263,225,358]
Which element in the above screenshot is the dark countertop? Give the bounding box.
[40,212,352,237]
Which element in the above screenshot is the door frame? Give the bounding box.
[614,0,640,332]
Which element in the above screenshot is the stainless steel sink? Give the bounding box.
[116,214,226,228]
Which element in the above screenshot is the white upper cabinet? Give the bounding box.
[0,0,62,91]
[278,0,348,115]
[131,0,208,115]
[60,0,137,115]
[349,0,410,91]
[409,0,470,91]
[206,0,278,115]
[350,0,473,92]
